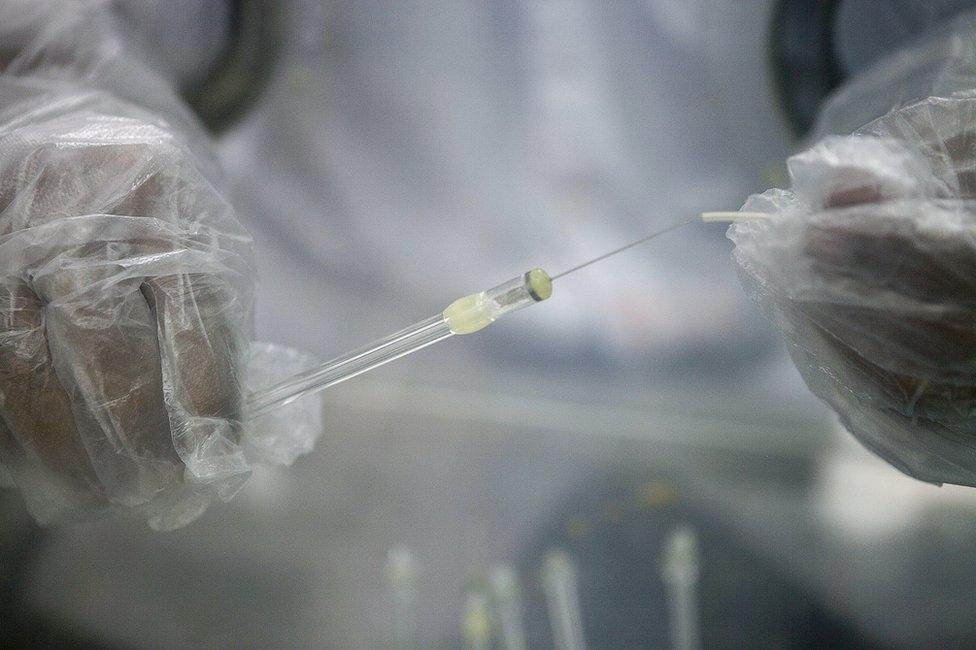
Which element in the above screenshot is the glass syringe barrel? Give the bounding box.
[246,269,553,417]
[246,314,453,417]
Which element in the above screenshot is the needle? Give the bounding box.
[551,216,696,280]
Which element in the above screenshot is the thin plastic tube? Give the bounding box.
[386,547,420,649]
[661,526,701,650]
[247,315,453,417]
[541,549,586,650]
[462,590,493,650]
[491,566,528,650]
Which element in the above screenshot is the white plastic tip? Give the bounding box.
[700,211,771,223]
[661,525,701,584]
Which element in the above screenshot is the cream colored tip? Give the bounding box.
[443,293,488,335]
[527,267,553,301]
[700,211,771,223]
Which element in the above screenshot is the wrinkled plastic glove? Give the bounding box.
[0,1,263,528]
[731,95,976,487]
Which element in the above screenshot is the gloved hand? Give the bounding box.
[0,1,257,528]
[731,90,976,486]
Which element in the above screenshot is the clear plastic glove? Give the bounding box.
[0,1,320,529]
[731,41,976,486]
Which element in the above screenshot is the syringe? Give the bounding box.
[247,212,756,417]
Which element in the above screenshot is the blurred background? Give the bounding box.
[6,0,976,647]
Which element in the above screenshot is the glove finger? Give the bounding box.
[0,133,173,231]
[870,99,976,198]
[32,264,182,506]
[142,273,247,486]
[782,307,976,485]
[799,205,976,373]
[101,145,248,483]
[788,136,948,210]
[0,276,106,517]
[801,208,976,306]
